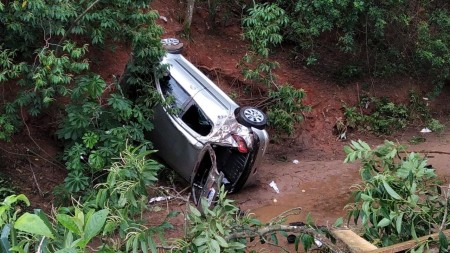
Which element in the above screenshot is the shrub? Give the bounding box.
[343,96,409,135]
[275,0,450,89]
[241,3,310,136]
[0,0,165,198]
[344,140,449,248]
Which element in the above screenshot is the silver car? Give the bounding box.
[149,39,269,207]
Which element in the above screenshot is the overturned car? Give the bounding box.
[149,39,269,206]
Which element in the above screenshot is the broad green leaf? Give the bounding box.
[0,206,8,225]
[305,212,314,225]
[382,180,402,200]
[362,201,370,216]
[57,214,82,236]
[215,235,228,248]
[343,145,353,154]
[360,193,373,201]
[3,194,30,207]
[1,224,11,253]
[413,244,424,253]
[351,140,362,150]
[34,209,56,237]
[360,141,371,150]
[228,241,246,249]
[14,213,54,239]
[148,236,157,253]
[300,233,314,252]
[216,222,224,234]
[438,231,448,250]
[141,240,148,253]
[411,223,417,239]
[333,217,343,227]
[210,239,220,253]
[395,213,403,234]
[55,248,78,253]
[377,218,391,228]
[189,205,201,217]
[81,209,109,247]
[193,236,208,247]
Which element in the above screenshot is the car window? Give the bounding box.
[181,104,212,136]
[159,75,190,110]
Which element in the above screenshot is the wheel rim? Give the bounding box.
[243,108,264,123]
[161,38,179,46]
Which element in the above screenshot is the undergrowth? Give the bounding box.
[343,91,445,135]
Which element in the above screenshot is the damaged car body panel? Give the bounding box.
[148,40,269,206]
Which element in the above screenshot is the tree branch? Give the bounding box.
[58,0,102,46]
[225,225,344,252]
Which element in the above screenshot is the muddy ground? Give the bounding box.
[1,0,450,252]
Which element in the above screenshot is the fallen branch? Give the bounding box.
[28,159,44,197]
[407,150,450,155]
[225,224,344,253]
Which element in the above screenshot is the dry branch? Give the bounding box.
[225,224,344,253]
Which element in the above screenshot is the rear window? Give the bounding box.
[159,75,190,110]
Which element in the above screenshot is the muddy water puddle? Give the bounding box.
[234,159,361,225]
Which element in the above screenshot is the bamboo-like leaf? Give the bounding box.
[382,179,402,200]
[189,205,201,217]
[377,218,391,227]
[215,235,228,248]
[333,217,343,227]
[395,213,403,234]
[210,239,221,253]
[438,231,448,250]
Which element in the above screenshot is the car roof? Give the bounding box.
[163,53,239,123]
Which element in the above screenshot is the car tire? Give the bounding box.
[235,106,267,130]
[161,38,183,54]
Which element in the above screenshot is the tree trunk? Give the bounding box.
[183,0,195,35]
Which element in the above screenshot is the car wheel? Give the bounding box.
[161,38,183,54]
[235,106,267,130]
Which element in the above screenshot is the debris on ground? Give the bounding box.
[149,196,173,204]
[269,181,280,193]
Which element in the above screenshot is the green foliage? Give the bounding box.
[275,0,450,89]
[343,96,410,135]
[241,3,310,136]
[0,0,164,199]
[56,208,109,249]
[408,90,431,123]
[241,2,288,87]
[344,140,449,247]
[89,144,161,219]
[56,72,157,196]
[1,194,110,252]
[0,145,169,252]
[0,173,16,201]
[266,85,311,136]
[343,93,446,135]
[409,136,426,145]
[427,118,445,134]
[64,170,90,193]
[178,187,248,252]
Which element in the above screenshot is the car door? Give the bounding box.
[149,73,203,180]
[191,145,223,210]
